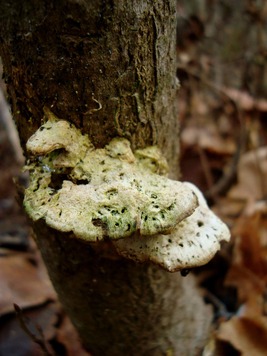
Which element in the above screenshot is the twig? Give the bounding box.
[204,291,233,321]
[14,304,55,356]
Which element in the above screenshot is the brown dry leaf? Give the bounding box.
[218,316,267,356]
[225,208,267,301]
[181,125,235,155]
[56,315,90,356]
[0,253,56,316]
[228,147,267,205]
[223,87,267,112]
[212,197,245,222]
[191,92,209,116]
[225,263,265,303]
[217,295,267,356]
[217,203,267,355]
[232,212,267,278]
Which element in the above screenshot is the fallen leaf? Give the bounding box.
[223,87,267,112]
[0,302,59,356]
[56,315,90,356]
[0,254,56,316]
[217,295,267,356]
[225,264,265,303]
[225,207,267,302]
[181,126,236,155]
[228,147,267,204]
[233,213,267,277]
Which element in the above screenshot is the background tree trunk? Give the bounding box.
[0,1,212,354]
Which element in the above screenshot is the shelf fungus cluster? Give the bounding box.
[24,113,230,272]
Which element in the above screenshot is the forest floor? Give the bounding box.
[1,2,267,355]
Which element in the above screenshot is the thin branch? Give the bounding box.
[14,304,55,356]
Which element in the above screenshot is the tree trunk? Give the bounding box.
[0,1,212,355]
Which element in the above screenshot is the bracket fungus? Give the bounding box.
[24,114,230,272]
[113,182,230,271]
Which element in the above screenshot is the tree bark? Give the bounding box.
[0,0,180,177]
[0,1,212,355]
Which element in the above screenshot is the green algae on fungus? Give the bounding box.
[24,115,198,242]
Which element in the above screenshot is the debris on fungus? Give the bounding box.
[24,113,230,271]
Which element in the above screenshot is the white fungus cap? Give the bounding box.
[113,182,230,272]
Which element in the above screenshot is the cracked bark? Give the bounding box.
[0,1,212,354]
